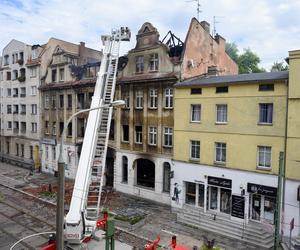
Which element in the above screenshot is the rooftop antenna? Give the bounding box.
[186,0,202,20]
[213,15,225,37]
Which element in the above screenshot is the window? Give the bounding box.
[259,84,274,91]
[13,70,18,80]
[31,123,37,133]
[52,96,56,109]
[191,88,202,94]
[0,72,3,81]
[20,87,26,97]
[257,146,271,169]
[13,105,19,114]
[52,122,56,135]
[122,125,129,142]
[7,105,12,114]
[45,146,49,160]
[6,71,11,80]
[259,103,273,124]
[31,86,37,95]
[7,121,12,129]
[122,156,128,183]
[13,121,18,130]
[4,55,9,65]
[21,144,24,157]
[164,127,173,147]
[45,121,49,134]
[191,104,201,122]
[6,141,10,154]
[29,146,33,160]
[20,104,26,114]
[59,95,64,108]
[149,88,157,108]
[59,122,64,135]
[13,88,18,97]
[135,126,142,144]
[59,68,64,81]
[31,104,37,115]
[216,104,228,123]
[67,122,72,137]
[52,146,56,161]
[32,48,38,59]
[52,69,57,82]
[149,53,159,71]
[135,56,144,73]
[20,122,26,133]
[67,94,72,109]
[216,86,228,93]
[190,140,200,160]
[163,162,171,193]
[30,68,37,78]
[7,88,11,97]
[164,88,173,108]
[148,127,157,146]
[185,182,196,205]
[16,143,19,156]
[135,90,143,109]
[45,95,49,109]
[77,93,84,109]
[123,92,130,108]
[215,142,226,163]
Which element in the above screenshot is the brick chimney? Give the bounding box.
[207,65,218,76]
[200,21,210,33]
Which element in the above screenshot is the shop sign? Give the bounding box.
[208,176,232,188]
[40,138,56,145]
[231,195,245,219]
[247,183,277,197]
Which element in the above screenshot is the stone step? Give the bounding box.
[181,211,273,241]
[178,214,273,249]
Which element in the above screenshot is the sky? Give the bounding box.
[0,0,299,70]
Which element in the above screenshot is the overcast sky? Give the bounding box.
[0,0,299,70]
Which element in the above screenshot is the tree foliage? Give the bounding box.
[270,61,289,72]
[226,42,266,74]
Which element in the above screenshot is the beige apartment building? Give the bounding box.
[113,19,238,204]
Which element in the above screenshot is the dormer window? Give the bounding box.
[149,53,159,72]
[32,49,38,60]
[135,56,144,73]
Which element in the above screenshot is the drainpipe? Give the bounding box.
[282,79,289,221]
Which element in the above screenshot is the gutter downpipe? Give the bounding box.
[282,78,289,238]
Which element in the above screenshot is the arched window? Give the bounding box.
[163,162,171,193]
[122,156,128,183]
[136,159,155,188]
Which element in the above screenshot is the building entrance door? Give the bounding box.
[251,194,261,221]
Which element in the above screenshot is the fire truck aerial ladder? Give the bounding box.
[64,27,130,244]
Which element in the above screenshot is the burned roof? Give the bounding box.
[162,30,184,58]
[175,71,289,87]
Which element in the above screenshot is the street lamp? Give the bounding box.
[55,100,125,250]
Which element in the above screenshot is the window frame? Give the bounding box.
[258,103,273,125]
[149,53,159,72]
[122,125,129,143]
[135,89,143,109]
[164,88,173,109]
[257,146,272,169]
[135,56,144,73]
[191,104,201,123]
[148,126,157,146]
[215,142,226,164]
[135,126,143,144]
[163,127,173,147]
[190,140,200,160]
[148,88,158,109]
[216,104,228,124]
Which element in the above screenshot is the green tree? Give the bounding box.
[270,61,289,72]
[225,43,266,74]
[238,48,265,74]
[225,42,239,63]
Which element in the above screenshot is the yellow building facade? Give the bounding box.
[172,60,300,241]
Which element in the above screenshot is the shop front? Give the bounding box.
[247,183,277,224]
[207,176,232,214]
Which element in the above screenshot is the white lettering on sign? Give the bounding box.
[66,233,80,239]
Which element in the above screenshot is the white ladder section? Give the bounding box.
[86,46,119,219]
[65,27,130,244]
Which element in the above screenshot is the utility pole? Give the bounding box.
[274,152,284,249]
[56,155,65,250]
